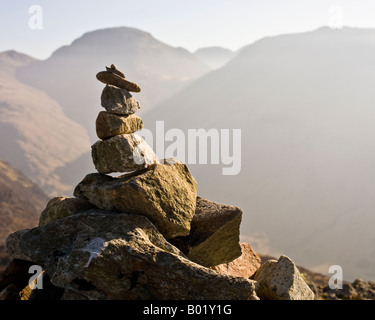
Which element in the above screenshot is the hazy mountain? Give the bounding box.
[194,46,236,69]
[143,27,375,281]
[17,27,210,143]
[0,159,49,272]
[0,50,90,195]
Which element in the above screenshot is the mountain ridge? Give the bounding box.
[143,26,375,281]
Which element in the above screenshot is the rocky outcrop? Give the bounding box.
[211,243,261,278]
[74,162,197,239]
[91,134,158,173]
[253,255,314,300]
[5,209,258,300]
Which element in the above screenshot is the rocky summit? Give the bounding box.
[0,65,314,300]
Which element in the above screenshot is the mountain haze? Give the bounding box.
[144,27,375,281]
[0,50,90,195]
[194,46,236,69]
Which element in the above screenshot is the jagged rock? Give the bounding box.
[0,284,20,300]
[5,210,259,300]
[97,72,141,93]
[74,162,197,239]
[211,243,261,278]
[39,197,96,226]
[170,197,242,267]
[101,85,140,114]
[96,111,143,140]
[253,255,314,300]
[91,133,158,173]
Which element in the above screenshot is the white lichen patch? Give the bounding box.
[132,134,159,165]
[81,237,109,267]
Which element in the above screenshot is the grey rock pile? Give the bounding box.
[0,65,314,300]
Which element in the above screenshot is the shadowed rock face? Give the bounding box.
[74,162,197,239]
[4,210,259,300]
[170,197,242,267]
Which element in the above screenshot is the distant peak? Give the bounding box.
[0,50,36,66]
[194,46,233,54]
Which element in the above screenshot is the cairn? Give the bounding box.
[1,65,314,300]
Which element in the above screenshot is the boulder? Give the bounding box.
[170,197,242,267]
[74,162,197,239]
[253,255,314,300]
[91,133,158,173]
[39,197,96,226]
[101,85,140,114]
[96,111,143,140]
[5,210,259,300]
[211,243,261,278]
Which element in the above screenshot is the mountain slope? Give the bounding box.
[0,159,49,272]
[0,50,91,195]
[143,27,375,281]
[194,46,236,69]
[16,27,210,143]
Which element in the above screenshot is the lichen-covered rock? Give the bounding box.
[171,197,242,267]
[211,243,261,278]
[5,230,31,261]
[74,162,197,239]
[101,85,140,114]
[5,210,258,300]
[253,255,314,300]
[91,133,158,173]
[95,111,143,140]
[39,197,96,226]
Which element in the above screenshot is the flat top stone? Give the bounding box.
[96,64,141,92]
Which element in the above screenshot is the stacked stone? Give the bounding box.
[93,64,157,174]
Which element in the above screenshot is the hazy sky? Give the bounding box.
[2,0,375,59]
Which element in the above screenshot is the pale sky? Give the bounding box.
[2,0,375,59]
